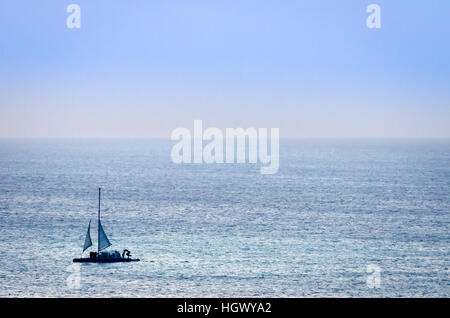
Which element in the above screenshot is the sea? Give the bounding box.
[0,139,448,297]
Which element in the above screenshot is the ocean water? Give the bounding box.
[0,139,448,297]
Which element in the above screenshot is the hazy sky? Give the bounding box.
[1,0,449,138]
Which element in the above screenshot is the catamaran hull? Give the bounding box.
[73,258,140,263]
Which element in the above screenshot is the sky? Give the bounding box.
[0,0,449,138]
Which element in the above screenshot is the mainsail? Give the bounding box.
[83,220,93,252]
[98,220,112,251]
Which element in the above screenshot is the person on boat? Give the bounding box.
[122,249,131,258]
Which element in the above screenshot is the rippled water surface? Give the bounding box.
[0,139,448,297]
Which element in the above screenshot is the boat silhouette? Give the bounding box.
[73,187,140,263]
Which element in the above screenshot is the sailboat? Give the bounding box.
[73,187,140,263]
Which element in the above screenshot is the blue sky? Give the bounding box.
[1,0,449,138]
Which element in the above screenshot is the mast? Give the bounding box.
[98,186,101,254]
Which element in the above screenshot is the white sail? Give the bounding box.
[83,220,93,252]
[98,220,112,251]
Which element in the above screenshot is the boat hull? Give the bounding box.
[73,258,140,263]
